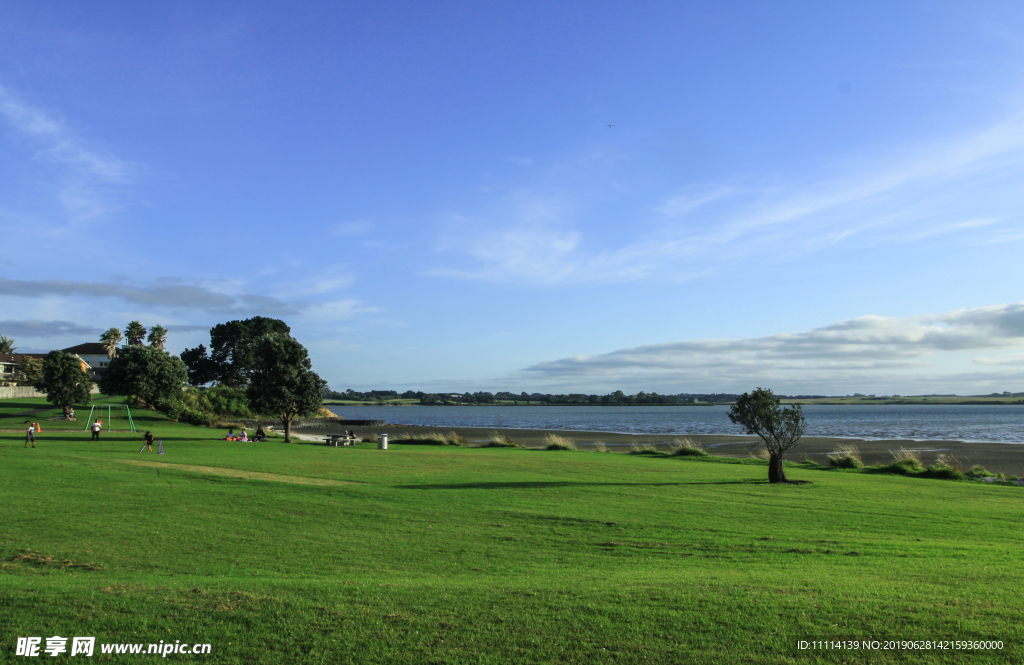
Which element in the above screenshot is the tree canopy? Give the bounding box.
[124,321,148,346]
[0,335,16,354]
[246,333,325,443]
[16,356,43,385]
[100,327,123,359]
[147,324,168,350]
[727,387,806,483]
[98,346,188,409]
[36,350,92,413]
[182,317,291,387]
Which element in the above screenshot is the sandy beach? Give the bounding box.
[294,422,1024,477]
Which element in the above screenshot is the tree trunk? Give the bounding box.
[768,453,787,483]
[283,416,292,443]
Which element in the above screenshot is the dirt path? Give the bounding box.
[115,459,353,486]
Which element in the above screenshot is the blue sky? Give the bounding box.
[3,1,1024,395]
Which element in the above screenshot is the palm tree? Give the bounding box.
[147,324,168,350]
[0,335,16,354]
[124,321,147,346]
[100,327,123,359]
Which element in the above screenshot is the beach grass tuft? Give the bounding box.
[482,431,520,448]
[827,444,864,469]
[669,437,709,457]
[542,433,577,451]
[395,431,467,446]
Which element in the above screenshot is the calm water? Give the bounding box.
[326,404,1024,444]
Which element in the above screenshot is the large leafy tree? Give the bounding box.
[100,327,123,359]
[36,351,92,414]
[182,317,291,387]
[727,387,806,483]
[180,344,219,387]
[147,324,168,350]
[98,346,188,409]
[124,321,148,347]
[0,335,16,354]
[246,333,325,443]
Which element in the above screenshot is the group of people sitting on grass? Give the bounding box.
[224,426,268,442]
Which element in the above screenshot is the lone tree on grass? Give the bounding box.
[246,333,325,443]
[36,351,92,416]
[728,387,806,483]
[98,346,187,409]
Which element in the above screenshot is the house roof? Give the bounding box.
[62,343,109,355]
[0,353,48,364]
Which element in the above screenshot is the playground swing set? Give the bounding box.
[82,404,137,433]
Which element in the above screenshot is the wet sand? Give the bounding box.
[294,423,1024,477]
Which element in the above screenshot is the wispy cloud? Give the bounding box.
[0,277,296,316]
[0,319,102,339]
[433,112,1024,285]
[0,84,130,225]
[522,302,1024,393]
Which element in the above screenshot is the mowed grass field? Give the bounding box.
[1,400,1022,663]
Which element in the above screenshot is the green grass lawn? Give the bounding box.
[1,401,1021,663]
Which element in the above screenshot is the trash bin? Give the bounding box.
[378,433,388,450]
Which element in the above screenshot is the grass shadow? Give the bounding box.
[399,480,770,490]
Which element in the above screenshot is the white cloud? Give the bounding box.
[432,112,1024,285]
[0,84,131,225]
[522,301,1024,394]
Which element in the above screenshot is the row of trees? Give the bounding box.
[99,321,168,358]
[27,317,324,443]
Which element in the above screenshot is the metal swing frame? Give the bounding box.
[82,404,137,433]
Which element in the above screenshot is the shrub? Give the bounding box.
[875,458,925,475]
[482,431,519,448]
[966,464,994,478]
[670,437,708,457]
[827,444,863,469]
[629,443,664,456]
[361,435,379,443]
[542,434,577,451]
[592,443,609,453]
[921,466,966,480]
[204,385,252,418]
[393,432,466,446]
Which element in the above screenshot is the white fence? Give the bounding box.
[0,386,101,399]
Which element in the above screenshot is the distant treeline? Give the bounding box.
[321,388,826,406]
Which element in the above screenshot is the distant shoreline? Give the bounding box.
[324,399,1024,407]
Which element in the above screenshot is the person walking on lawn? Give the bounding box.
[26,423,36,448]
[91,419,102,441]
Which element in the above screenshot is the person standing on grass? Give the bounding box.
[91,419,102,441]
[26,423,36,448]
[143,431,154,452]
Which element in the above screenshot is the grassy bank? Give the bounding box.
[1,401,1021,663]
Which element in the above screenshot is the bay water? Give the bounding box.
[326,404,1024,444]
